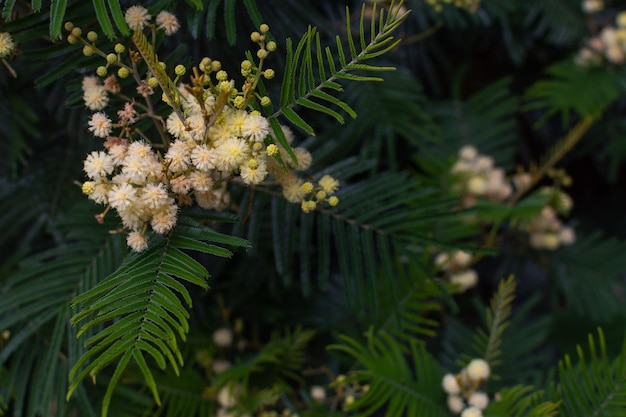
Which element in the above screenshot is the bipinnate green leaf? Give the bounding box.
[271,0,410,135]
[67,218,249,417]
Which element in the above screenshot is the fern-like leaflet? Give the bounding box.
[265,0,410,149]
[67,217,250,417]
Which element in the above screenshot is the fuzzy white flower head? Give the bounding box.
[447,395,465,414]
[310,386,326,403]
[127,231,149,252]
[83,86,109,111]
[213,327,234,348]
[151,202,178,234]
[468,391,489,410]
[0,32,16,58]
[282,179,305,203]
[450,269,478,291]
[212,359,231,374]
[452,250,472,268]
[125,5,151,31]
[475,155,493,171]
[459,145,478,161]
[84,150,114,180]
[559,226,576,245]
[293,147,313,171]
[318,175,340,194]
[141,183,170,209]
[582,0,604,14]
[164,140,192,173]
[88,112,113,138]
[166,112,192,141]
[466,359,490,382]
[461,406,483,417]
[108,183,138,211]
[240,158,268,185]
[156,10,180,35]
[191,144,216,172]
[241,114,270,142]
[442,373,460,395]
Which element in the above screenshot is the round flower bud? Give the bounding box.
[82,181,96,195]
[466,359,490,382]
[266,144,279,156]
[263,69,275,79]
[233,96,246,108]
[300,182,314,194]
[266,41,277,52]
[259,23,270,33]
[260,96,271,107]
[257,49,268,59]
[212,327,233,348]
[447,395,465,414]
[468,391,489,410]
[442,373,460,395]
[96,66,107,77]
[173,64,186,76]
[67,34,79,44]
[216,70,228,81]
[241,59,252,70]
[328,196,339,207]
[117,67,130,79]
[71,27,82,37]
[82,45,94,57]
[199,57,211,71]
[147,77,159,88]
[461,406,483,417]
[106,53,117,64]
[114,43,125,53]
[64,21,74,31]
[87,31,98,42]
[251,31,261,42]
[316,190,326,201]
[210,60,221,71]
[158,61,166,70]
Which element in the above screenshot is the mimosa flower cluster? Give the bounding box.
[424,0,480,13]
[451,145,512,207]
[435,250,478,292]
[450,145,576,251]
[442,358,491,416]
[0,31,17,77]
[71,6,340,251]
[576,4,626,66]
[526,187,576,250]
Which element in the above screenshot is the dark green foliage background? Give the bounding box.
[1,0,626,416]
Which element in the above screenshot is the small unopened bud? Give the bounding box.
[251,31,261,42]
[106,53,117,64]
[117,67,130,78]
[147,77,159,88]
[96,66,107,77]
[87,31,98,42]
[64,21,74,31]
[257,49,268,59]
[266,41,277,52]
[260,96,271,107]
[263,69,275,79]
[82,45,94,56]
[71,27,82,37]
[174,64,186,76]
[114,43,125,53]
[259,23,270,33]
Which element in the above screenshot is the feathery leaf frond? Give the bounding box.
[472,275,516,367]
[329,329,448,417]
[67,217,249,417]
[553,328,626,417]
